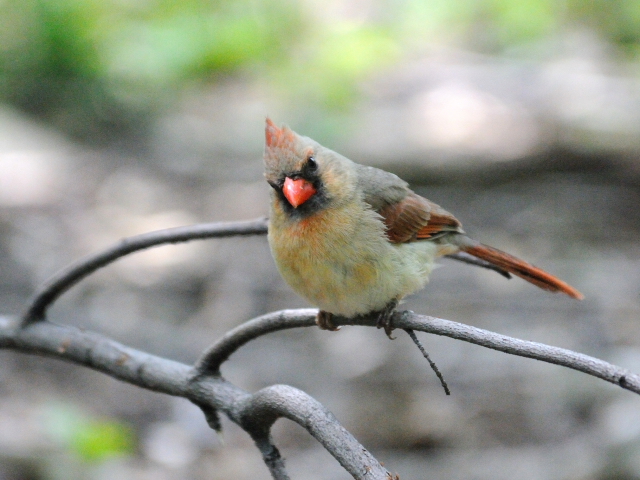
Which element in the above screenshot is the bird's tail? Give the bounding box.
[462,243,584,300]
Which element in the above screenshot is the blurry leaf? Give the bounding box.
[274,24,399,110]
[103,1,305,87]
[1,0,640,141]
[487,0,558,46]
[43,403,136,463]
[567,0,640,55]
[0,0,306,140]
[70,420,135,462]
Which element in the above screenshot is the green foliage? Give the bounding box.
[389,0,559,49]
[101,0,303,88]
[567,0,640,56]
[480,0,559,47]
[44,403,136,462]
[274,24,399,110]
[0,0,306,140]
[1,0,639,140]
[70,420,135,461]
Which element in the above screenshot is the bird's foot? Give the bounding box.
[316,310,340,331]
[376,299,399,339]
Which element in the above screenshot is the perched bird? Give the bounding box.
[263,118,583,335]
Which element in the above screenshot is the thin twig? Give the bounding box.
[369,311,640,395]
[252,434,291,480]
[22,218,269,325]
[195,309,317,375]
[5,218,634,480]
[191,400,223,434]
[5,306,640,477]
[404,328,450,395]
[0,316,391,480]
[22,219,518,326]
[192,309,640,396]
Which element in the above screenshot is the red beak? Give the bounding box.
[283,177,316,208]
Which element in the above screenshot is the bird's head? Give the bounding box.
[264,118,354,217]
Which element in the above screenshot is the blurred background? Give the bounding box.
[1,0,640,479]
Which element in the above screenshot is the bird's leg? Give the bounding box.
[375,299,399,339]
[316,310,340,331]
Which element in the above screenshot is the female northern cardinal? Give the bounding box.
[264,118,583,335]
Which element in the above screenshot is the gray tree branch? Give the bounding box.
[21,217,501,325]
[22,218,270,325]
[195,309,640,395]
[0,315,391,480]
[4,218,639,480]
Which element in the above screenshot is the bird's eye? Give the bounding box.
[307,156,317,171]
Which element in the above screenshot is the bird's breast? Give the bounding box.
[268,196,439,317]
[268,201,390,315]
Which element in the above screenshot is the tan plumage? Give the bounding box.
[263,118,583,332]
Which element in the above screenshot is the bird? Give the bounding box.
[263,118,583,336]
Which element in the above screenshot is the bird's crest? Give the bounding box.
[265,117,296,153]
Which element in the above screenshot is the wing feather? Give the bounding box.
[379,193,463,243]
[354,163,463,244]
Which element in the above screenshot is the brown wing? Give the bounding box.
[378,192,463,244]
[353,163,463,243]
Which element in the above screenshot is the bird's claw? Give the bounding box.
[376,299,399,339]
[316,310,340,331]
[317,302,400,337]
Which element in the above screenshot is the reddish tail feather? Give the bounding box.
[463,244,584,300]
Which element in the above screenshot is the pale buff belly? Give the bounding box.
[269,205,441,317]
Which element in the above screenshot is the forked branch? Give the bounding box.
[2,219,639,480]
[0,315,390,480]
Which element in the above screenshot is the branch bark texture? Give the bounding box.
[23,218,269,324]
[2,218,639,479]
[0,315,390,480]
